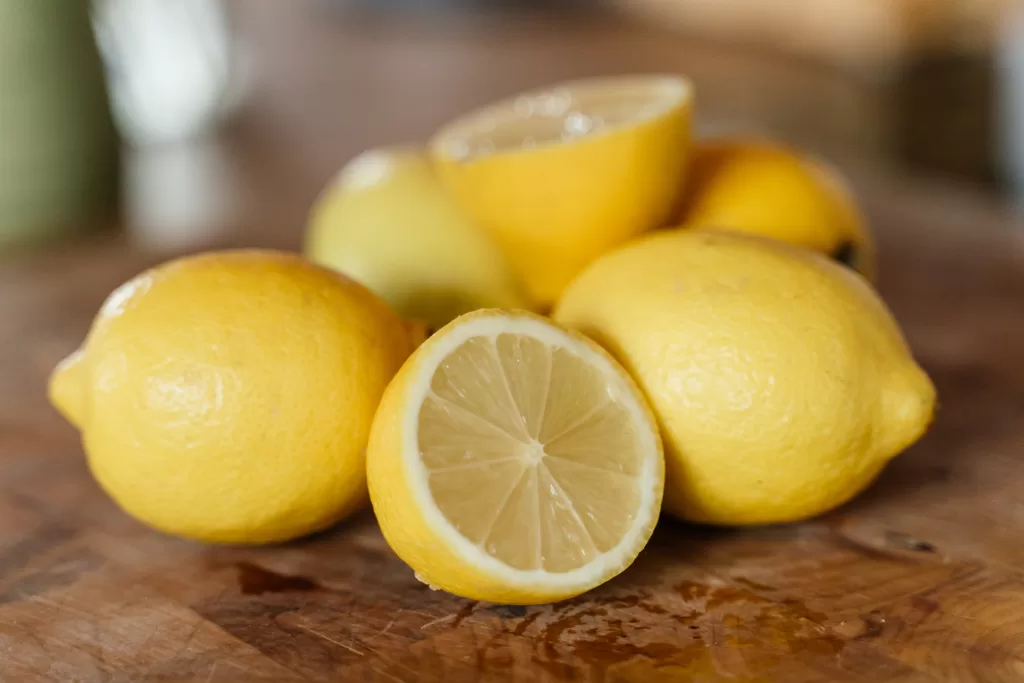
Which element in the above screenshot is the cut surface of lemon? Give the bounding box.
[430,75,692,308]
[368,310,664,604]
[434,76,688,159]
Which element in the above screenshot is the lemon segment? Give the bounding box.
[431,76,693,308]
[368,310,663,604]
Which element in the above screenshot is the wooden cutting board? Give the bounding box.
[1,171,1023,682]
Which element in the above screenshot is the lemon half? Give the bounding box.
[367,310,664,604]
[431,76,693,308]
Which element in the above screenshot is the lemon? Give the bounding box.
[49,251,416,544]
[677,138,876,278]
[555,231,935,525]
[367,310,663,604]
[431,75,693,308]
[305,147,529,330]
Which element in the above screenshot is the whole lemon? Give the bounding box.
[305,147,529,330]
[49,251,416,543]
[555,231,935,525]
[678,138,875,279]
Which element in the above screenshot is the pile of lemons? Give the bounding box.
[50,76,934,605]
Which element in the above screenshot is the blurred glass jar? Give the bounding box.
[92,0,238,147]
[0,0,120,249]
[1000,2,1024,206]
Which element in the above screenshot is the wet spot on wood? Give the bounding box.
[733,576,777,592]
[911,595,940,616]
[885,530,937,553]
[236,562,324,596]
[856,611,887,640]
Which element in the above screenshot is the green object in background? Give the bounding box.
[0,0,120,249]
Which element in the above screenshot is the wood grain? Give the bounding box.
[614,0,1011,71]
[2,1,1024,680]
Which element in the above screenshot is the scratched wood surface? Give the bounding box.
[2,2,1024,681]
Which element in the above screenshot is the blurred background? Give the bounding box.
[0,0,1020,257]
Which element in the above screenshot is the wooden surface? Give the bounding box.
[3,2,1024,681]
[614,0,1010,71]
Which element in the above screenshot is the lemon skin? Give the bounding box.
[555,230,934,525]
[432,76,693,308]
[49,251,415,543]
[678,138,876,279]
[306,147,529,330]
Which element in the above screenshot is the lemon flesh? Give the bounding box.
[442,80,682,158]
[368,311,663,604]
[431,75,692,308]
[555,231,935,526]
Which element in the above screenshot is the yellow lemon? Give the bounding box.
[367,310,663,604]
[678,138,876,278]
[305,147,529,330]
[431,75,693,308]
[555,231,934,525]
[49,251,416,544]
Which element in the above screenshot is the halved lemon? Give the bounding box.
[430,75,693,308]
[367,310,664,604]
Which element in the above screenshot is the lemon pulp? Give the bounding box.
[421,332,645,572]
[437,78,687,159]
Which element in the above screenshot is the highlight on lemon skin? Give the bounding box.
[367,309,664,604]
[555,230,935,526]
[431,75,693,308]
[48,250,416,545]
[676,137,876,279]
